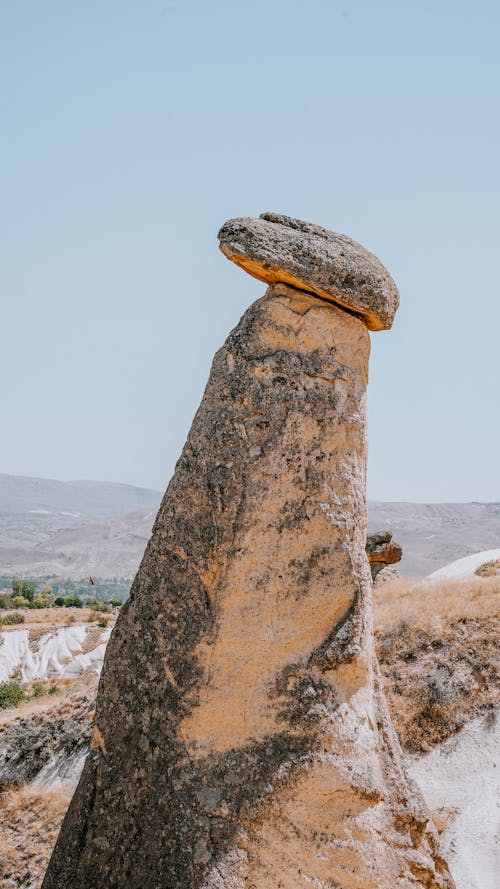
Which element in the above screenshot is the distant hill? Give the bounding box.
[0,475,162,580]
[1,475,499,580]
[0,474,160,518]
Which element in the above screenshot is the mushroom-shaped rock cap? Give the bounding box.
[218,212,399,331]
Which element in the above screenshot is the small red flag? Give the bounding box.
[89,576,95,586]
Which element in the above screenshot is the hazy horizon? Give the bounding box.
[3,469,500,507]
[2,1,499,502]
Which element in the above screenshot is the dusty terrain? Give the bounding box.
[2,607,99,629]
[1,784,73,889]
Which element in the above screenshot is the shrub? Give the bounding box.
[0,612,25,625]
[108,598,122,608]
[90,600,111,613]
[32,597,48,609]
[97,617,110,628]
[54,595,83,608]
[12,596,30,609]
[65,596,84,608]
[0,593,14,610]
[48,684,58,695]
[0,681,25,709]
[424,667,453,706]
[31,680,46,698]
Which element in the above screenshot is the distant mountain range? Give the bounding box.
[0,474,161,581]
[1,475,499,580]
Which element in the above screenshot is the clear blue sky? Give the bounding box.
[1,1,499,501]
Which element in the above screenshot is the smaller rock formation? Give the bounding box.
[375,564,401,585]
[366,530,402,581]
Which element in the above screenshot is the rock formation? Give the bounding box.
[43,214,452,889]
[366,530,403,581]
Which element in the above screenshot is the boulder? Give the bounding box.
[218,212,399,330]
[43,218,451,889]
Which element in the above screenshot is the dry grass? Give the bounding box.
[0,783,72,888]
[375,575,500,752]
[1,607,116,631]
[0,683,69,727]
[374,575,500,632]
[6,607,94,627]
[475,557,500,577]
[0,674,97,728]
[0,680,96,886]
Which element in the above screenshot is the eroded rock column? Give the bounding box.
[43,215,452,889]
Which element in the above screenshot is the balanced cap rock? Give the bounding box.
[44,215,451,889]
[218,212,399,330]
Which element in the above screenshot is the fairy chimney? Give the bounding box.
[43,214,452,889]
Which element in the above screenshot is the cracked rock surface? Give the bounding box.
[44,223,451,888]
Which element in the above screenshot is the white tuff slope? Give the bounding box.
[426,548,500,581]
[409,713,500,889]
[0,625,111,682]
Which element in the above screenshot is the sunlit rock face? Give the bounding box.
[44,220,452,889]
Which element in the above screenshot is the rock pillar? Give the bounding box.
[43,215,452,889]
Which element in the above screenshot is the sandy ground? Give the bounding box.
[2,607,113,629]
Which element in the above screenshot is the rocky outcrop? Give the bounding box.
[43,216,451,889]
[0,687,93,786]
[374,564,401,585]
[366,530,403,580]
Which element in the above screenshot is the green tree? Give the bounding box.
[65,595,84,608]
[22,582,36,603]
[12,580,36,604]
